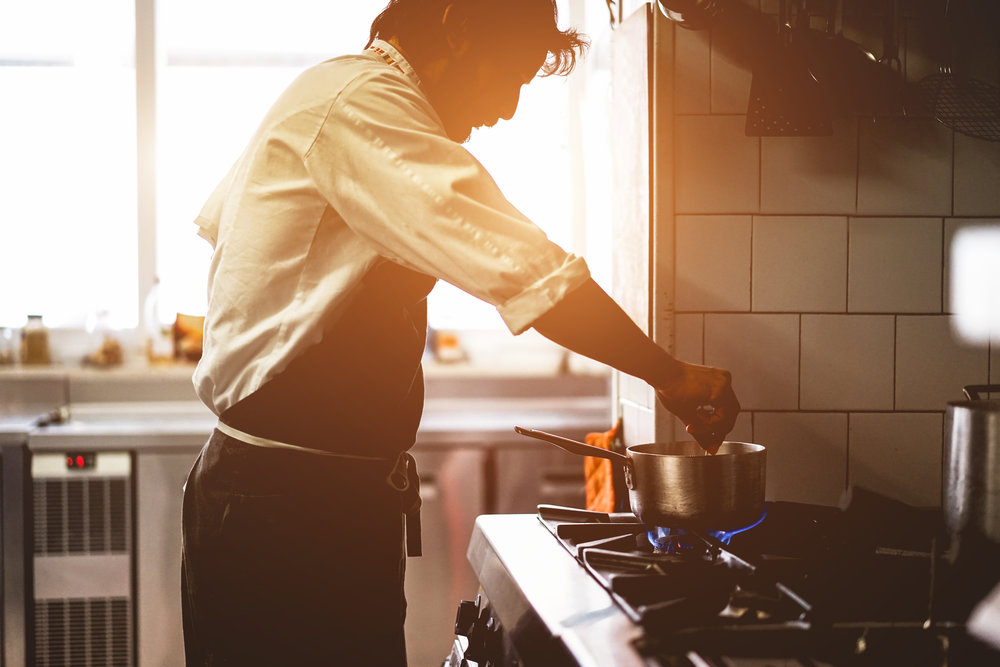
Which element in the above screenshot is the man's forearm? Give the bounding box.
[530,278,741,451]
[529,278,681,388]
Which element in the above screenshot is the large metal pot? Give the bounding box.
[514,426,766,530]
[944,385,1000,547]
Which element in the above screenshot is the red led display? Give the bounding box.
[65,452,96,470]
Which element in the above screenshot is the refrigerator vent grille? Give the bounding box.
[34,597,132,666]
[33,479,130,555]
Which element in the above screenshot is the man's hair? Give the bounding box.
[367,0,587,77]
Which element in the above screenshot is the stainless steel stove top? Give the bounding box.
[460,497,1000,667]
[466,513,646,667]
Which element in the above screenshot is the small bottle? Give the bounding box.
[143,278,174,364]
[21,315,51,365]
[0,327,17,365]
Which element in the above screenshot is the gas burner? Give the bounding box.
[646,506,768,554]
[532,496,999,665]
[538,503,810,628]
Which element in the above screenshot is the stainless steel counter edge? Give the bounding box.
[467,514,647,667]
[25,397,613,451]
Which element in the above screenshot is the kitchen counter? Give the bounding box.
[0,359,610,400]
[24,394,612,452]
[0,415,42,439]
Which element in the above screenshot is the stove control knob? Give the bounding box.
[454,595,481,637]
[465,608,504,665]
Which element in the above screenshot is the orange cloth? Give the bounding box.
[584,419,622,513]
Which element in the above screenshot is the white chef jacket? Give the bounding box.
[192,40,590,417]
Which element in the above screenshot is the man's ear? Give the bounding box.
[441,4,471,57]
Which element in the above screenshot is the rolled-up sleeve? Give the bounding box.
[301,71,590,334]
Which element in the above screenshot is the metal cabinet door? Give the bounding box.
[494,445,586,515]
[136,448,201,667]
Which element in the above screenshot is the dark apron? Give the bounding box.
[182,260,436,666]
[221,259,437,459]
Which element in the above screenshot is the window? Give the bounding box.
[0,0,137,328]
[156,0,358,319]
[2,0,592,334]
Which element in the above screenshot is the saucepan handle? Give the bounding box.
[513,426,631,466]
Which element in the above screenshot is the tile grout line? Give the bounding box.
[845,411,851,494]
[700,312,705,365]
[854,118,861,214]
[892,314,898,412]
[845,216,851,313]
[749,216,755,313]
[797,314,803,411]
[950,129,956,218]
[707,24,713,115]
[940,218,946,315]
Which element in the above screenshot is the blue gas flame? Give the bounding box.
[647,507,768,553]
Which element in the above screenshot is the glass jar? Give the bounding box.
[21,315,51,365]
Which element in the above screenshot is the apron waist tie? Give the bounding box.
[215,419,422,557]
[386,451,422,558]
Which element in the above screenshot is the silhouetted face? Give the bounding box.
[426,40,547,142]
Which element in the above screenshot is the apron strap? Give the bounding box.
[216,419,423,558]
[387,451,422,558]
[215,419,389,461]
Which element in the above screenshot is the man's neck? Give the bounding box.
[385,36,446,90]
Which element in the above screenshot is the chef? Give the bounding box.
[181,0,741,664]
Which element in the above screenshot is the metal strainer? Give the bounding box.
[913,71,1000,143]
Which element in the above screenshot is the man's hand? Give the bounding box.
[530,279,741,453]
[654,362,740,454]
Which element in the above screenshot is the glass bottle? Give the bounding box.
[143,278,175,364]
[21,315,51,365]
[0,327,16,365]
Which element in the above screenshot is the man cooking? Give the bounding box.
[181,0,741,664]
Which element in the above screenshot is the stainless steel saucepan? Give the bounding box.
[944,385,1000,550]
[514,426,766,530]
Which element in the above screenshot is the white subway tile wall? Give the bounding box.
[800,315,895,410]
[673,28,710,114]
[895,315,989,410]
[856,118,953,216]
[676,215,752,311]
[620,399,656,448]
[754,412,848,506]
[675,115,759,214]
[618,373,655,411]
[614,17,999,510]
[709,28,752,114]
[670,408,753,444]
[848,217,943,313]
[848,413,944,507]
[953,135,1000,216]
[673,313,704,363]
[760,119,858,214]
[704,314,799,410]
[729,410,754,444]
[752,216,847,312]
